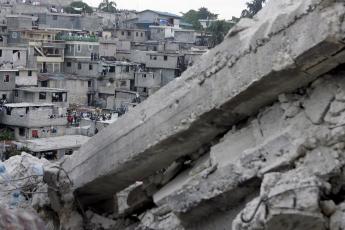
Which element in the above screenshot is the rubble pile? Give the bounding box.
[55,0,345,229]
[4,0,345,229]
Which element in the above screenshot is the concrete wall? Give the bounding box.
[0,106,67,128]
[134,72,161,88]
[174,30,196,44]
[63,60,99,77]
[145,53,179,69]
[99,41,117,57]
[80,16,103,32]
[14,90,68,107]
[15,70,38,87]
[38,13,81,30]
[0,71,16,91]
[65,41,100,59]
[6,16,32,30]
[115,29,148,43]
[47,78,92,106]
[0,47,27,68]
[150,27,166,41]
[13,125,67,140]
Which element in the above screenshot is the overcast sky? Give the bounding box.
[83,0,248,20]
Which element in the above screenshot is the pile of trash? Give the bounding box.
[0,152,49,210]
[0,152,133,230]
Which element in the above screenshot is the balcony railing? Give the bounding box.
[56,34,99,42]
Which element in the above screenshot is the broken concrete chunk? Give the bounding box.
[329,101,345,117]
[210,122,258,169]
[299,147,343,179]
[330,202,345,230]
[139,206,184,230]
[233,170,329,230]
[303,80,336,124]
[320,200,336,217]
[117,182,152,216]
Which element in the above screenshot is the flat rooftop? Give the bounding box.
[4,103,54,108]
[22,135,90,152]
[16,87,68,93]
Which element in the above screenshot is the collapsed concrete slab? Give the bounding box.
[63,0,345,207]
[153,75,345,224]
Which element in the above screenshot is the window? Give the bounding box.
[53,15,58,20]
[67,62,71,67]
[4,75,9,82]
[41,81,48,87]
[52,92,66,102]
[6,107,11,115]
[89,64,93,70]
[19,128,25,137]
[39,92,46,100]
[141,32,143,37]
[88,80,92,88]
[164,56,168,61]
[88,45,93,51]
[15,71,19,76]
[109,66,115,73]
[136,32,139,37]
[78,63,82,70]
[14,91,18,97]
[121,31,125,36]
[28,70,32,76]
[127,31,131,36]
[13,50,20,60]
[2,94,6,100]
[0,49,2,57]
[77,44,81,52]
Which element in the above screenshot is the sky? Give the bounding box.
[83,0,248,20]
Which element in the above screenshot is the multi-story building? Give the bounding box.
[0,3,206,146]
[14,87,68,108]
[0,69,17,101]
[0,102,67,140]
[62,34,100,77]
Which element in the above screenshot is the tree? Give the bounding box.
[207,20,234,48]
[64,1,93,14]
[182,7,218,31]
[241,0,266,18]
[98,0,117,13]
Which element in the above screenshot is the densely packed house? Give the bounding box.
[0,0,208,159]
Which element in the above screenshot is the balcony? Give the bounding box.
[56,34,99,42]
[37,56,64,63]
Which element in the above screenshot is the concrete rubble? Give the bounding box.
[60,0,345,229]
[3,0,345,229]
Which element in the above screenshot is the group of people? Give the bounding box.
[66,110,115,126]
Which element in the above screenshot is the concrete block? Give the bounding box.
[330,203,345,230]
[210,122,259,168]
[303,79,337,124]
[233,170,329,230]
